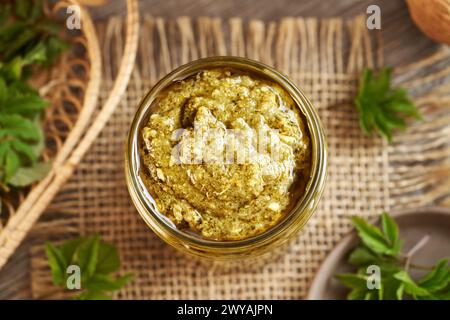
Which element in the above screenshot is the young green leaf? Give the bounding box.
[0,4,12,27]
[354,67,421,143]
[4,151,19,183]
[396,283,405,300]
[8,161,51,187]
[45,242,67,286]
[0,78,6,104]
[96,242,121,274]
[78,235,100,279]
[0,0,68,192]
[351,216,397,256]
[45,235,134,300]
[418,259,450,292]
[0,113,40,140]
[364,291,378,300]
[29,0,44,23]
[86,273,134,292]
[347,246,378,266]
[3,95,48,116]
[379,273,403,300]
[0,114,42,183]
[335,274,367,290]
[58,237,83,262]
[381,211,399,248]
[393,270,430,297]
[14,0,30,20]
[338,212,449,300]
[0,0,68,66]
[347,288,368,300]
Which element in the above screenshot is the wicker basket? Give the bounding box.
[0,0,139,269]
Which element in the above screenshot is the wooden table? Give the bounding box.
[0,0,439,299]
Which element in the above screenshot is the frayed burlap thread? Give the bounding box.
[29,16,450,299]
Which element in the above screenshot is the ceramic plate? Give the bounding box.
[307,207,450,300]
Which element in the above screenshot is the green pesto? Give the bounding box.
[140,69,311,241]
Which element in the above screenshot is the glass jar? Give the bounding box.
[125,56,327,261]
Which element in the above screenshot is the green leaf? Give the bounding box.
[418,259,450,292]
[2,28,37,62]
[0,23,27,54]
[0,114,41,141]
[4,151,19,182]
[336,273,367,290]
[1,57,25,80]
[45,242,67,286]
[28,117,45,157]
[0,0,67,66]
[381,212,399,247]
[354,67,421,143]
[78,235,100,279]
[348,246,378,266]
[8,161,51,187]
[44,36,69,65]
[0,113,44,184]
[22,42,48,66]
[11,139,37,163]
[30,0,44,23]
[379,273,403,300]
[396,283,404,300]
[347,288,368,300]
[37,20,62,35]
[59,238,84,264]
[364,291,377,300]
[14,0,30,19]
[86,273,133,292]
[4,95,48,115]
[0,78,6,105]
[432,283,450,300]
[0,0,66,191]
[0,4,12,27]
[96,242,121,274]
[394,270,430,297]
[374,112,392,142]
[351,216,397,256]
[45,235,134,300]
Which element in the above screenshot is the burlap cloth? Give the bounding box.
[28,16,450,299]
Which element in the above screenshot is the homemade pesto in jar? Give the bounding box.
[139,68,311,241]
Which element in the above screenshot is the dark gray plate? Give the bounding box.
[307,207,450,300]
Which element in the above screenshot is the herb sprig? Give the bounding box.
[337,212,450,300]
[0,0,68,191]
[0,0,68,67]
[354,67,421,142]
[45,235,133,300]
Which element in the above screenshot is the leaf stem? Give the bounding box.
[403,234,431,272]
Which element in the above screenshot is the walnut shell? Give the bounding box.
[407,0,450,45]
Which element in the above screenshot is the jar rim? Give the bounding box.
[125,56,327,251]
